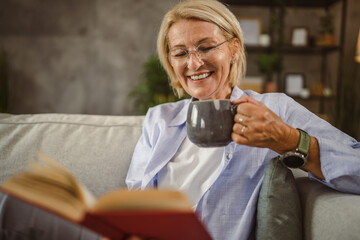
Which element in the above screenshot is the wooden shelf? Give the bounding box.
[221,0,340,8]
[245,45,340,54]
[292,95,336,101]
[223,0,345,116]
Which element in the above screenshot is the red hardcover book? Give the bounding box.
[82,211,211,240]
[1,152,212,240]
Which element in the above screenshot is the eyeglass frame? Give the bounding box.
[167,38,233,65]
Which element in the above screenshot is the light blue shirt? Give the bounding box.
[126,86,360,240]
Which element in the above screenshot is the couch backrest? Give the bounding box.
[0,113,307,197]
[0,113,145,197]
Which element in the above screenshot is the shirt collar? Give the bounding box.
[230,86,245,101]
[168,86,245,127]
[168,99,191,127]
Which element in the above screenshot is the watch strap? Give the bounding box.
[296,128,310,156]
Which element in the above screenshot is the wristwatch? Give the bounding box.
[281,128,310,168]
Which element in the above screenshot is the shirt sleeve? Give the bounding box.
[276,93,360,194]
[125,110,155,190]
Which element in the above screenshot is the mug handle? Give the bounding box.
[231,102,242,115]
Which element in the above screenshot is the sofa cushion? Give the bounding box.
[296,177,360,239]
[256,157,302,240]
[0,113,144,197]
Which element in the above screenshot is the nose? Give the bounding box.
[187,51,203,70]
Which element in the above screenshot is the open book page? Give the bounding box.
[92,189,192,212]
[1,152,212,240]
[34,152,98,209]
[2,152,193,216]
[1,152,95,221]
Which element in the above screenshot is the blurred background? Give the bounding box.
[0,0,359,138]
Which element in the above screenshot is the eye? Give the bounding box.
[170,49,188,58]
[197,43,217,53]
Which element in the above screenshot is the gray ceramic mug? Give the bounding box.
[186,99,239,147]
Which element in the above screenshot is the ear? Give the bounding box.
[230,38,241,61]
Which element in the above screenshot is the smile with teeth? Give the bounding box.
[189,72,212,80]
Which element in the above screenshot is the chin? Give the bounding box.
[191,92,216,101]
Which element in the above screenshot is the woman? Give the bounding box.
[126,0,360,239]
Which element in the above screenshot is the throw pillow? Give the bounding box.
[256,157,302,240]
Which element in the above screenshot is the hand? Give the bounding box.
[232,95,324,179]
[124,236,144,240]
[231,95,298,154]
[103,235,144,240]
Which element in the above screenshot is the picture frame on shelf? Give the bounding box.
[284,73,306,97]
[290,27,309,47]
[238,18,261,46]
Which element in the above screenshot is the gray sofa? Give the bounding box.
[0,113,359,240]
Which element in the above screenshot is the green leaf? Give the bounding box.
[129,54,183,114]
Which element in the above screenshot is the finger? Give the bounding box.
[233,123,249,138]
[232,96,250,105]
[232,95,260,112]
[231,131,247,144]
[125,236,144,240]
[235,113,248,125]
[232,95,261,106]
[240,125,247,136]
[236,99,269,118]
[235,102,258,117]
[243,95,262,105]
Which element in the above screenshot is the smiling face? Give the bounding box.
[168,19,235,100]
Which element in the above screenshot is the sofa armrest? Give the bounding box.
[296,177,360,240]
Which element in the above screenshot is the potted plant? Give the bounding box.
[257,52,282,92]
[258,0,286,93]
[316,12,336,46]
[130,54,182,114]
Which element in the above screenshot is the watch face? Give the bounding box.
[282,153,306,168]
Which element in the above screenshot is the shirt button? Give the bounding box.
[226,153,233,160]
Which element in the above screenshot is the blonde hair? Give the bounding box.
[157,0,246,97]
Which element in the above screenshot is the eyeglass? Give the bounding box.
[168,39,232,65]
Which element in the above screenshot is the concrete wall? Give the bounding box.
[0,0,177,115]
[0,0,359,116]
